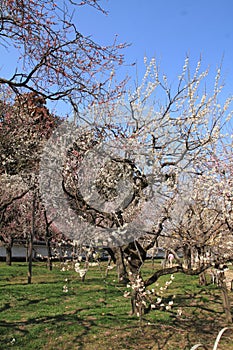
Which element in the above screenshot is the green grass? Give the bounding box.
[0,260,233,349]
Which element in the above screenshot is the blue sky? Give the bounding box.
[0,0,232,114]
[76,0,233,98]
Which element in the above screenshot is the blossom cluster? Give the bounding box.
[124,274,176,316]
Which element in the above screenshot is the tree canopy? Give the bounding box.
[0,0,127,107]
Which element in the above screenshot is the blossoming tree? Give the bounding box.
[0,0,126,107]
[40,56,233,315]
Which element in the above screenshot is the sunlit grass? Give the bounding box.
[0,260,232,349]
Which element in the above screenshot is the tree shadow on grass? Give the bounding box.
[0,307,231,350]
[133,287,233,350]
[0,280,232,349]
[0,302,11,313]
[0,303,138,349]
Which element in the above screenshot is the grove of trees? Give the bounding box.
[1,0,233,324]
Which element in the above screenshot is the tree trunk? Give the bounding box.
[27,235,33,284]
[46,239,53,271]
[219,273,232,324]
[5,243,12,266]
[44,210,53,270]
[183,244,192,269]
[114,247,128,284]
[28,193,36,284]
[129,273,148,317]
[199,272,207,286]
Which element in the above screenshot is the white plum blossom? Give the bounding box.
[63,285,68,293]
[123,291,131,298]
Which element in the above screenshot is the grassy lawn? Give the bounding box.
[0,260,233,349]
